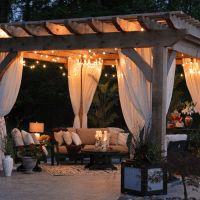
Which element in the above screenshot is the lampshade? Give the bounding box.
[29,122,44,133]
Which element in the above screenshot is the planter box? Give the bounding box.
[121,161,167,196]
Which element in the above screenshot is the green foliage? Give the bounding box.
[18,144,43,159]
[131,128,165,167]
[88,67,122,127]
[0,135,14,156]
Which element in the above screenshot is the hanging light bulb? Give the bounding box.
[62,72,66,76]
[43,64,46,68]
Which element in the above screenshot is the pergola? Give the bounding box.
[0,11,200,150]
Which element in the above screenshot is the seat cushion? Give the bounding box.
[82,145,95,151]
[118,132,128,146]
[109,145,128,153]
[54,145,68,154]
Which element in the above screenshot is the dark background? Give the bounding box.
[1,0,199,132]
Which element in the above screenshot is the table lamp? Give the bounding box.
[29,122,44,140]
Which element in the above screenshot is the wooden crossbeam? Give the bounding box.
[0,29,187,52]
[167,50,176,74]
[45,22,71,35]
[138,16,168,31]
[121,48,152,82]
[0,51,18,80]
[172,40,200,58]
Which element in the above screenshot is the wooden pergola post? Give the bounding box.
[152,46,168,151]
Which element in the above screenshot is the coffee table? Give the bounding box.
[81,148,120,170]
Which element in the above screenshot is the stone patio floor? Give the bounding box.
[0,168,200,200]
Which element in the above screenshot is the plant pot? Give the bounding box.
[22,157,37,174]
[2,155,13,177]
[121,161,167,196]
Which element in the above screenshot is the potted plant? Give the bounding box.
[18,144,43,174]
[121,128,167,196]
[0,135,14,176]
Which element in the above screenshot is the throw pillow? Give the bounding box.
[54,130,64,146]
[118,132,128,146]
[31,133,40,144]
[11,128,24,146]
[21,130,35,145]
[63,131,72,145]
[71,132,82,146]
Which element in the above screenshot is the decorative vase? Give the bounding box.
[185,116,193,127]
[2,155,13,177]
[22,157,37,174]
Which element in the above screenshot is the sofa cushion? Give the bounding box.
[54,145,68,154]
[82,145,95,151]
[54,130,64,146]
[109,145,128,153]
[109,132,119,145]
[11,128,24,146]
[63,131,72,145]
[67,127,76,133]
[21,130,34,145]
[71,132,82,145]
[107,127,124,133]
[77,128,108,145]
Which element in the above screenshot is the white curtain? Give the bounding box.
[183,58,200,112]
[68,59,82,128]
[117,49,176,139]
[166,59,176,114]
[82,62,102,128]
[117,48,152,139]
[0,53,23,166]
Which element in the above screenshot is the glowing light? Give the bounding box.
[59,66,63,70]
[112,74,116,78]
[141,28,144,32]
[93,52,96,56]
[111,64,115,68]
[104,73,108,77]
[62,72,66,76]
[180,73,183,77]
[51,50,54,53]
[36,60,39,64]
[181,54,184,57]
[34,51,37,54]
[114,48,118,51]
[45,55,48,58]
[102,52,106,55]
[89,49,91,53]
[43,64,46,68]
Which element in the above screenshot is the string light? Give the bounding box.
[140,28,144,31]
[51,50,54,53]
[111,64,115,68]
[59,66,63,70]
[104,73,108,77]
[102,52,106,55]
[36,60,39,64]
[62,72,66,76]
[34,51,37,54]
[112,74,116,78]
[114,48,118,51]
[180,73,183,77]
[88,49,91,53]
[43,64,46,68]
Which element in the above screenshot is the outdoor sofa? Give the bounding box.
[51,127,129,165]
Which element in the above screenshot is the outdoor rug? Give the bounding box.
[41,164,120,176]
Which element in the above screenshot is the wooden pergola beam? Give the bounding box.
[0,51,18,79]
[152,46,168,151]
[121,48,152,82]
[172,40,200,58]
[0,29,186,52]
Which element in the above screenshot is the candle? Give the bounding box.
[35,133,40,141]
